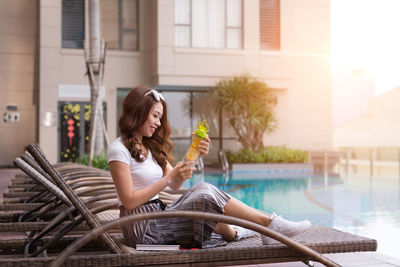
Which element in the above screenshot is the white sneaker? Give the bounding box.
[261,213,311,245]
[232,225,256,241]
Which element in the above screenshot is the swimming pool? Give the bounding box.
[183,173,400,259]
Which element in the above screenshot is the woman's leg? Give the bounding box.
[224,197,272,226]
[214,223,237,241]
[215,196,311,244]
[213,197,271,240]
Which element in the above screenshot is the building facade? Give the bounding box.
[0,0,39,166]
[0,0,332,166]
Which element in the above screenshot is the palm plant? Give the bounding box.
[213,74,277,151]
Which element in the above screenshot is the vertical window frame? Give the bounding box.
[100,0,139,51]
[175,0,192,47]
[174,0,243,49]
[225,0,243,49]
[119,0,140,51]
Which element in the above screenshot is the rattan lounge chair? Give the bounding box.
[0,155,115,223]
[0,149,182,236]
[0,180,183,256]
[0,156,120,256]
[1,147,182,222]
[0,210,377,267]
[0,144,377,266]
[3,153,113,204]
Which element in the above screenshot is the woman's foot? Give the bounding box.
[261,213,311,245]
[232,225,256,241]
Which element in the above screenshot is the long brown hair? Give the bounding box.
[119,85,174,170]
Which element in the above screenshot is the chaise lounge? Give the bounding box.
[0,144,377,267]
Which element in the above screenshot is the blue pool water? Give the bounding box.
[183,173,400,259]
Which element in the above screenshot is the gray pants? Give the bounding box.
[119,182,231,248]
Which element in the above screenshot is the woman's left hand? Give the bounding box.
[198,137,210,158]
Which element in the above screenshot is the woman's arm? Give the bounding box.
[163,161,190,191]
[110,160,194,210]
[109,161,169,210]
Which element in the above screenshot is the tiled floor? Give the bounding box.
[227,252,400,266]
[1,168,400,266]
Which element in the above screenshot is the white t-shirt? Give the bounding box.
[107,137,163,206]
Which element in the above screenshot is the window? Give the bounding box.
[260,0,280,50]
[58,102,107,162]
[175,0,242,49]
[62,0,138,50]
[62,0,85,49]
[100,0,139,51]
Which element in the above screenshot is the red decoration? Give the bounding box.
[67,118,75,146]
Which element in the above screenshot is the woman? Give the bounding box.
[108,85,311,248]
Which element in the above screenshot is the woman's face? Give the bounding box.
[136,102,164,139]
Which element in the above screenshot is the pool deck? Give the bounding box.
[1,167,399,267]
[229,252,400,267]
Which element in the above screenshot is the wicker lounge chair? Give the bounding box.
[0,149,182,251]
[0,155,115,223]
[0,156,120,256]
[0,144,377,266]
[3,153,112,204]
[0,210,377,267]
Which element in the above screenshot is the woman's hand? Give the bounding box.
[165,161,195,186]
[198,137,210,158]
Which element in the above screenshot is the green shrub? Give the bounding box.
[226,146,308,164]
[75,152,110,170]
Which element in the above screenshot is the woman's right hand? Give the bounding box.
[165,161,195,186]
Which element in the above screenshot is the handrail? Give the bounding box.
[197,157,204,171]
[219,150,229,174]
[197,158,204,181]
